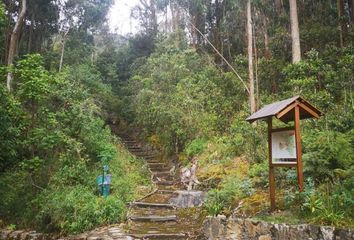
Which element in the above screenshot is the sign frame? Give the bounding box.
[246,96,322,212]
[267,106,304,211]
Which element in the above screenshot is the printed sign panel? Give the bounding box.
[271,130,297,161]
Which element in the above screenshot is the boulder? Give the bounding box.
[169,190,206,208]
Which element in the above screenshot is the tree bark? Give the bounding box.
[27,14,34,53]
[263,15,271,59]
[253,22,259,110]
[289,0,301,63]
[150,0,158,33]
[247,0,256,113]
[349,0,354,26]
[171,1,176,32]
[275,0,285,16]
[7,0,27,91]
[59,30,69,72]
[337,0,348,47]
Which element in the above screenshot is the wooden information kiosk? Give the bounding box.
[246,96,322,211]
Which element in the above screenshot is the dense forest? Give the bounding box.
[0,0,353,236]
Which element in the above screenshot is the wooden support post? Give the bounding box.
[267,118,276,211]
[294,105,304,191]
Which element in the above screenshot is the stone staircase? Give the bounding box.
[121,137,204,240]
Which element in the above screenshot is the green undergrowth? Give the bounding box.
[253,211,303,225]
[0,54,151,234]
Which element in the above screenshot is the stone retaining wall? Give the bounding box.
[201,215,354,240]
[0,224,130,240]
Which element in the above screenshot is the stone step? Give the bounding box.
[146,160,160,164]
[147,162,170,169]
[128,233,186,239]
[157,189,176,194]
[155,181,175,186]
[148,162,166,166]
[134,152,155,157]
[149,164,168,170]
[153,176,174,182]
[127,146,142,149]
[129,215,177,222]
[130,202,175,209]
[151,170,171,174]
[129,150,147,154]
[149,164,169,168]
[152,171,171,176]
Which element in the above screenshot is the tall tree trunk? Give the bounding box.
[247,0,256,113]
[289,0,301,63]
[59,40,65,72]
[27,15,34,53]
[253,22,259,110]
[150,0,158,33]
[171,1,176,32]
[214,0,222,63]
[7,0,27,91]
[337,0,348,47]
[275,0,285,16]
[191,17,197,49]
[263,15,271,59]
[59,31,68,72]
[164,6,168,32]
[349,0,354,26]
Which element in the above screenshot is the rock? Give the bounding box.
[71,233,88,240]
[244,219,257,238]
[320,226,335,240]
[0,230,12,240]
[307,224,321,240]
[27,233,43,240]
[258,234,272,240]
[226,218,243,240]
[334,228,354,240]
[256,220,271,236]
[8,230,23,239]
[87,237,100,240]
[202,216,227,240]
[102,235,113,240]
[272,223,290,240]
[169,190,206,208]
[201,216,354,240]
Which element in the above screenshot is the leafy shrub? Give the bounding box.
[131,39,245,154]
[300,181,353,227]
[205,176,254,215]
[185,138,208,157]
[303,130,353,181]
[229,114,266,163]
[204,191,225,216]
[36,187,125,233]
[248,160,268,186]
[0,85,22,171]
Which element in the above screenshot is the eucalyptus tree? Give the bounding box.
[6,0,26,91]
[0,3,6,63]
[56,0,113,68]
[289,0,301,63]
[247,0,256,113]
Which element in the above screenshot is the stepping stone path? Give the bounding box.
[122,137,204,240]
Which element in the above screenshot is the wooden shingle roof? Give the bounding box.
[246,96,322,123]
